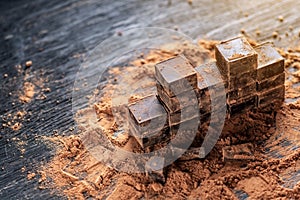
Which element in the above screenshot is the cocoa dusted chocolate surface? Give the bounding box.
[255,43,285,81]
[155,55,198,96]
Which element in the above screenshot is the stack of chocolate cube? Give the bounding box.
[194,61,227,128]
[127,94,169,148]
[127,36,285,152]
[254,43,285,110]
[215,37,258,116]
[155,55,200,147]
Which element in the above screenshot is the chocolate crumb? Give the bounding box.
[277,15,284,22]
[25,60,32,68]
[272,31,279,38]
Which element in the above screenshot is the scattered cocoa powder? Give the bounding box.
[19,82,35,103]
[27,172,36,180]
[2,110,27,131]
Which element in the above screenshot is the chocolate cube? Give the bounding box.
[195,61,227,96]
[215,36,258,78]
[128,95,168,129]
[130,125,170,148]
[128,95,170,148]
[222,143,255,161]
[257,73,285,92]
[254,43,284,81]
[170,116,199,132]
[128,118,167,137]
[168,105,199,126]
[156,82,198,113]
[227,83,256,102]
[170,117,199,148]
[226,70,256,89]
[227,95,257,116]
[171,147,206,160]
[199,93,226,116]
[155,55,197,97]
[257,85,285,110]
[195,62,227,115]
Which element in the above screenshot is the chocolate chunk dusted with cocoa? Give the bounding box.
[227,83,256,102]
[169,117,199,148]
[254,43,284,81]
[199,93,226,117]
[128,95,168,128]
[129,124,170,148]
[128,117,168,137]
[171,147,206,160]
[227,95,257,117]
[156,82,198,113]
[195,62,227,115]
[257,73,285,92]
[195,61,227,96]
[215,36,258,78]
[222,143,255,161]
[168,105,199,126]
[170,117,199,132]
[257,85,285,110]
[226,70,256,89]
[155,55,197,97]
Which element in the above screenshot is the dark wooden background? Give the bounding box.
[1,0,300,199]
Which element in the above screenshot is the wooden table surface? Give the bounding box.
[1,0,300,199]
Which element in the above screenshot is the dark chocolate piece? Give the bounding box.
[227,83,256,102]
[199,94,226,116]
[254,43,284,81]
[169,118,199,148]
[222,143,255,161]
[170,116,199,132]
[128,119,168,136]
[195,61,227,115]
[156,82,198,113]
[168,105,199,126]
[226,70,256,90]
[171,147,206,160]
[257,73,285,92]
[198,89,211,109]
[227,95,257,116]
[128,95,168,128]
[130,125,170,148]
[129,118,168,138]
[155,55,197,97]
[195,61,228,95]
[215,36,258,77]
[257,85,285,110]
